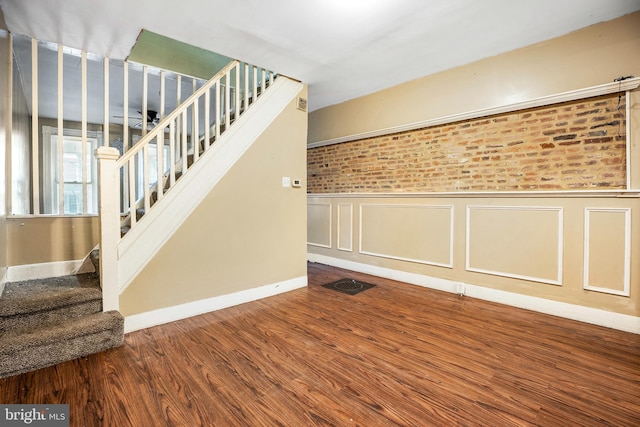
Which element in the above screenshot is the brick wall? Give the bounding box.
[307,94,626,193]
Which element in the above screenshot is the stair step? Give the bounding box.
[0,274,102,332]
[0,310,124,378]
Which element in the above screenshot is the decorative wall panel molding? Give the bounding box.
[307,203,332,248]
[360,204,454,268]
[307,253,640,334]
[583,208,631,296]
[337,204,353,252]
[466,206,563,285]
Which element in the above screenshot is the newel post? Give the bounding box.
[96,146,121,312]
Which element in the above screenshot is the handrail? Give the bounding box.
[116,60,240,167]
[112,58,276,231]
[98,57,277,311]
[9,32,215,217]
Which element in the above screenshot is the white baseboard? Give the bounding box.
[308,253,640,334]
[0,268,7,296]
[7,259,95,282]
[124,275,307,333]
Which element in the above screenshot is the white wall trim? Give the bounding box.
[308,78,640,148]
[6,259,95,282]
[359,204,454,268]
[466,205,563,286]
[307,254,640,334]
[583,207,631,297]
[626,90,632,190]
[307,202,332,248]
[337,203,353,252]
[124,275,307,333]
[306,190,640,199]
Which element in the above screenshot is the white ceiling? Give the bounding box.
[1,0,639,112]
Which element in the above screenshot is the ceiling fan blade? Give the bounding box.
[113,114,142,119]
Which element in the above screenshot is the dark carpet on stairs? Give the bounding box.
[0,273,124,378]
[0,274,102,329]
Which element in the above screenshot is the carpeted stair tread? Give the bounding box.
[0,310,124,378]
[1,310,122,351]
[0,274,101,318]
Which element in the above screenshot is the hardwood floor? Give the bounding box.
[1,262,639,426]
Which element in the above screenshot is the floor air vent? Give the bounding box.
[322,278,376,295]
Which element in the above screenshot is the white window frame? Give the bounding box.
[41,126,102,215]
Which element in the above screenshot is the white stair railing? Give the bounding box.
[97,60,277,310]
[118,60,275,230]
[9,33,214,217]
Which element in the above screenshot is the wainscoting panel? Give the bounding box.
[360,204,453,268]
[584,208,631,296]
[307,203,332,248]
[466,206,563,285]
[337,204,353,252]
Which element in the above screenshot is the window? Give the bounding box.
[57,136,97,214]
[42,126,101,215]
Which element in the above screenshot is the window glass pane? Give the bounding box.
[62,142,82,182]
[62,139,94,183]
[44,129,99,215]
[63,183,83,215]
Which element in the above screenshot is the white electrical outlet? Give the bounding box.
[282,177,291,187]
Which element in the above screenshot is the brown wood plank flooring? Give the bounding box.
[1,262,639,426]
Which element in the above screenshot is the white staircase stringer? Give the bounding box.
[116,77,304,293]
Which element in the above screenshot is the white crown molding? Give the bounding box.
[308,78,640,149]
[307,190,640,199]
[307,253,639,334]
[124,275,307,333]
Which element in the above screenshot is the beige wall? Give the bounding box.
[7,216,100,266]
[308,12,640,144]
[120,86,308,316]
[307,12,640,328]
[308,195,639,318]
[6,119,121,267]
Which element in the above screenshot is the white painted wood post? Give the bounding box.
[31,38,40,214]
[96,146,121,312]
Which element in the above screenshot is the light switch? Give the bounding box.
[282,177,291,187]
